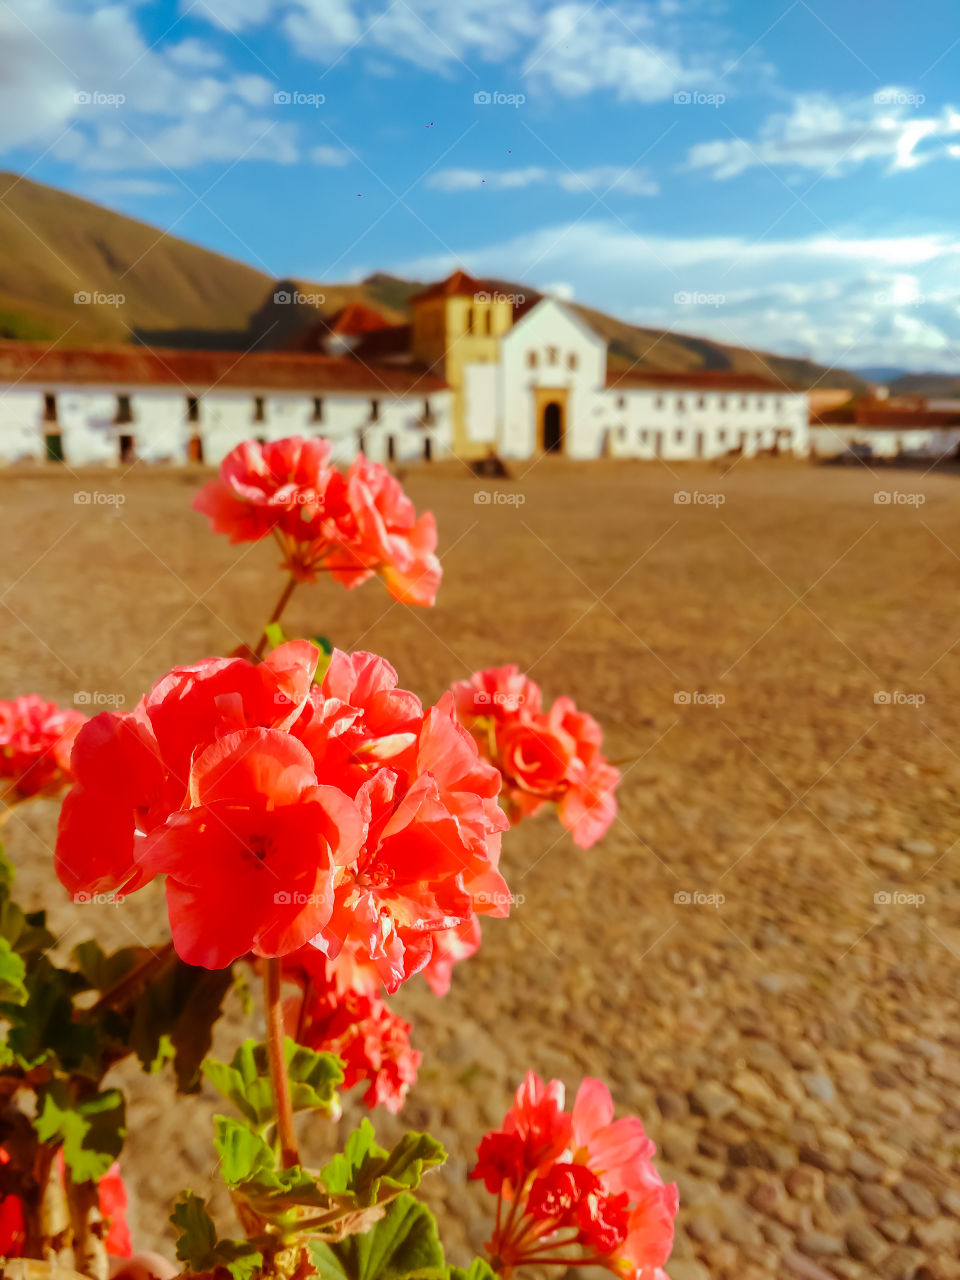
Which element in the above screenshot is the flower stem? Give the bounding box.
[254,574,298,659]
[264,956,300,1169]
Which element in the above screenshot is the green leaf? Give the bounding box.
[212,1116,323,1209]
[170,1191,263,1280]
[320,1121,446,1208]
[8,960,99,1074]
[213,1116,277,1187]
[310,1194,446,1280]
[0,845,15,899]
[34,1084,125,1182]
[0,937,27,1005]
[203,1038,343,1126]
[130,957,234,1091]
[312,638,334,684]
[263,622,287,651]
[447,1261,498,1280]
[71,941,146,993]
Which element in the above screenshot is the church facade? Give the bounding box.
[0,271,810,466]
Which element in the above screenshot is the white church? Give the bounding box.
[0,271,810,467]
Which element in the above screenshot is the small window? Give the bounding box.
[618,426,628,442]
[639,429,648,443]
[547,346,558,365]
[740,396,748,410]
[697,395,706,409]
[739,430,748,447]
[43,392,57,423]
[568,352,578,370]
[527,351,538,368]
[717,428,726,443]
[465,308,474,334]
[253,396,265,423]
[312,397,324,423]
[483,310,492,335]
[370,398,380,422]
[755,430,764,442]
[115,394,133,425]
[655,395,664,410]
[617,395,626,410]
[187,395,200,423]
[757,397,765,410]
[423,398,433,423]
[676,397,685,411]
[719,396,727,410]
[387,436,396,462]
[674,428,684,443]
[775,397,783,412]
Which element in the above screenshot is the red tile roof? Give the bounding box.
[325,303,392,335]
[814,407,960,429]
[0,342,447,395]
[409,270,496,304]
[606,369,785,392]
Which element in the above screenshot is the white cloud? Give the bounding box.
[391,220,960,370]
[310,144,350,165]
[687,91,960,180]
[428,164,658,196]
[524,3,725,102]
[0,0,301,168]
[182,0,734,102]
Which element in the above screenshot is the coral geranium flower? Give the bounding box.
[138,729,362,968]
[0,695,86,801]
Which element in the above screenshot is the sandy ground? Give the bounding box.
[2,457,960,1280]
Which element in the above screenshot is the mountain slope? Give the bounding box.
[0,174,861,388]
[0,173,272,344]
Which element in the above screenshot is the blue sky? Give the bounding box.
[2,0,960,370]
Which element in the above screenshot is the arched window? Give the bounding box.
[568,352,578,370]
[527,350,538,368]
[465,307,474,334]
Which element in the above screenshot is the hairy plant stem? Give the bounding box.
[264,957,300,1169]
[254,575,298,659]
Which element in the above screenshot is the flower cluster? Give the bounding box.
[283,947,420,1113]
[472,1073,676,1279]
[0,1149,131,1260]
[55,643,509,986]
[193,437,441,606]
[452,667,619,849]
[0,695,86,802]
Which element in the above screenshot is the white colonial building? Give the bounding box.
[0,271,810,467]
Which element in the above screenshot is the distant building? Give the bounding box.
[0,271,811,466]
[811,397,960,459]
